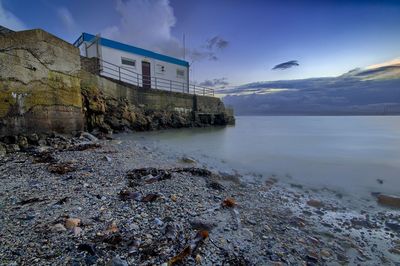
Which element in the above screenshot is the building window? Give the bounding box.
[121,57,136,67]
[156,64,165,74]
[176,69,185,78]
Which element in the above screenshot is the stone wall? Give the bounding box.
[0,29,84,136]
[80,70,234,134]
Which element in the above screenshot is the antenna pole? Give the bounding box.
[183,33,186,60]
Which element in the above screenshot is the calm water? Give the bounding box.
[123,116,400,201]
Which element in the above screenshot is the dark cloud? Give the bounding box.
[189,35,229,63]
[272,60,299,70]
[206,36,229,50]
[199,78,229,88]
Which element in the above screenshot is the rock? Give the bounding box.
[80,132,98,142]
[320,249,331,258]
[106,221,119,234]
[389,247,400,254]
[77,243,96,255]
[189,219,217,231]
[170,194,177,202]
[181,156,196,164]
[65,218,81,229]
[27,133,39,144]
[195,254,202,264]
[377,194,400,208]
[73,227,83,236]
[17,136,29,149]
[103,155,112,162]
[154,218,164,226]
[208,181,225,191]
[0,143,6,157]
[107,256,128,266]
[6,144,20,153]
[385,220,400,233]
[307,199,324,208]
[52,223,67,232]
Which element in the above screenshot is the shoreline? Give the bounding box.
[0,136,399,265]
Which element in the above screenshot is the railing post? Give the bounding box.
[182,83,185,93]
[194,85,196,95]
[155,77,157,90]
[118,66,121,81]
[137,73,139,86]
[203,87,205,96]
[170,80,172,92]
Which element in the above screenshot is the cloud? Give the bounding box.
[272,60,299,70]
[0,0,25,31]
[102,0,182,58]
[206,36,229,50]
[199,77,229,88]
[57,7,76,32]
[366,58,400,70]
[189,35,229,63]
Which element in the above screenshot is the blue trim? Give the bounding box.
[75,33,189,67]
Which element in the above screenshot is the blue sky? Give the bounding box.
[1,0,400,87]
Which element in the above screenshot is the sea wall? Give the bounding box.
[0,29,84,137]
[80,70,234,134]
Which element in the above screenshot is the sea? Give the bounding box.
[120,116,400,209]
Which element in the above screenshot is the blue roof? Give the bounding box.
[73,33,189,67]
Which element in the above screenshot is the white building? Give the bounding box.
[74,33,190,93]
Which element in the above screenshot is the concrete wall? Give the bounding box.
[0,29,84,136]
[80,70,229,114]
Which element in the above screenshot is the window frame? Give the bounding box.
[121,57,136,68]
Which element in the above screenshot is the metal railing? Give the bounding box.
[97,59,214,96]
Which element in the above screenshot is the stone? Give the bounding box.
[73,227,83,236]
[389,247,400,254]
[0,143,6,157]
[52,223,67,232]
[189,219,217,231]
[6,144,20,153]
[80,132,98,142]
[385,220,400,233]
[377,194,400,208]
[27,133,39,144]
[19,136,30,149]
[170,194,177,202]
[103,155,112,162]
[321,249,331,258]
[307,199,324,208]
[65,218,81,229]
[181,156,197,164]
[195,254,202,264]
[107,256,128,266]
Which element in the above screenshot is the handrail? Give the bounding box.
[96,58,214,96]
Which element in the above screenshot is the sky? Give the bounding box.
[1,0,400,88]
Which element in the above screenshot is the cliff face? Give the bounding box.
[0,29,84,136]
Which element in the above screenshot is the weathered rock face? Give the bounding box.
[0,29,84,137]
